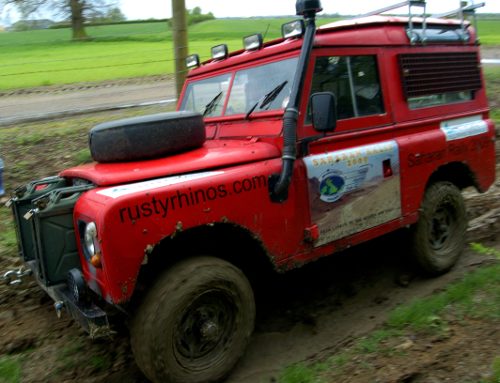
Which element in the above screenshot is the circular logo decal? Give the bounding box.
[319,173,345,202]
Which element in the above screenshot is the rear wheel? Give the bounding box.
[130,256,255,383]
[410,181,467,275]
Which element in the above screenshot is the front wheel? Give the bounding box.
[410,181,467,275]
[130,256,255,383]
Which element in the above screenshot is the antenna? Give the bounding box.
[262,23,271,41]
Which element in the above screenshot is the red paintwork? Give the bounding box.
[61,140,280,186]
[74,158,308,303]
[65,16,495,304]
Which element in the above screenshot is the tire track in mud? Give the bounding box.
[227,237,498,383]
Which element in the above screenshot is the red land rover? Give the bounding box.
[5,1,496,382]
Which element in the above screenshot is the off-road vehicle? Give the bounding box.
[5,0,496,382]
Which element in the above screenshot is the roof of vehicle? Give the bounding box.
[187,15,474,78]
[317,15,467,32]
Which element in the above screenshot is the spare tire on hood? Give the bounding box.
[89,111,206,163]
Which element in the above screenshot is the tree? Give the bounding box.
[104,6,124,22]
[89,6,125,23]
[191,6,201,16]
[186,7,214,26]
[2,0,116,40]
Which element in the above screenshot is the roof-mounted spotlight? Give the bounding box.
[186,54,200,69]
[211,44,229,60]
[281,20,305,39]
[243,33,263,51]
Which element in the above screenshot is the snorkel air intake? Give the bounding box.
[270,0,322,202]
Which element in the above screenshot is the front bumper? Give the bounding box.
[27,260,112,338]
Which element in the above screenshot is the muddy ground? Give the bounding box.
[0,108,499,382]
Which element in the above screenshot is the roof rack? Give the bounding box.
[356,0,484,45]
[433,2,485,44]
[359,0,426,18]
[356,1,427,44]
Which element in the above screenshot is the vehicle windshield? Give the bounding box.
[180,57,299,118]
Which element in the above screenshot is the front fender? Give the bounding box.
[74,159,309,304]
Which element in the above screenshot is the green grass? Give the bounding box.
[484,66,500,82]
[1,17,498,91]
[72,148,93,165]
[0,356,21,383]
[388,265,500,330]
[0,17,496,90]
[355,328,403,354]
[0,17,335,90]
[280,244,500,383]
[280,363,326,383]
[0,19,292,90]
[477,19,500,45]
[0,22,170,90]
[0,207,17,256]
[490,357,500,383]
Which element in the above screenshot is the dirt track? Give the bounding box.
[0,76,177,126]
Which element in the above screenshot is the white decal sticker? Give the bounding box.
[304,141,402,246]
[97,171,224,199]
[440,115,488,141]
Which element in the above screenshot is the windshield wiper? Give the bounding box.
[203,91,223,117]
[245,80,288,120]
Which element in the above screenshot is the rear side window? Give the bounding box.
[399,52,481,109]
[309,55,384,121]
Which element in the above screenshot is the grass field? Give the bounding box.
[1,17,497,91]
[0,18,337,90]
[476,19,500,45]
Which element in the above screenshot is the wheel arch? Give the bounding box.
[131,222,277,303]
[426,161,478,192]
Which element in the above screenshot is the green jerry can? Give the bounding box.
[11,177,93,286]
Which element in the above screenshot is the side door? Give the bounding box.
[301,51,402,247]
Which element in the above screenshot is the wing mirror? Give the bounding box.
[310,92,337,133]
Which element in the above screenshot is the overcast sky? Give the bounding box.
[120,0,500,19]
[1,0,498,24]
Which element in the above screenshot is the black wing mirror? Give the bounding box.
[310,92,337,133]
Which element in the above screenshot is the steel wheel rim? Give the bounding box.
[174,290,237,368]
[429,203,455,250]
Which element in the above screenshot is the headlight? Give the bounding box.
[84,222,97,257]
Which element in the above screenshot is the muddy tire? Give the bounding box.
[410,181,467,275]
[89,111,205,163]
[130,256,255,383]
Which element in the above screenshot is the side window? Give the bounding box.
[399,52,481,110]
[308,55,384,121]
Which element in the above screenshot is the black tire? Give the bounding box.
[89,111,205,163]
[410,181,467,275]
[130,256,255,383]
